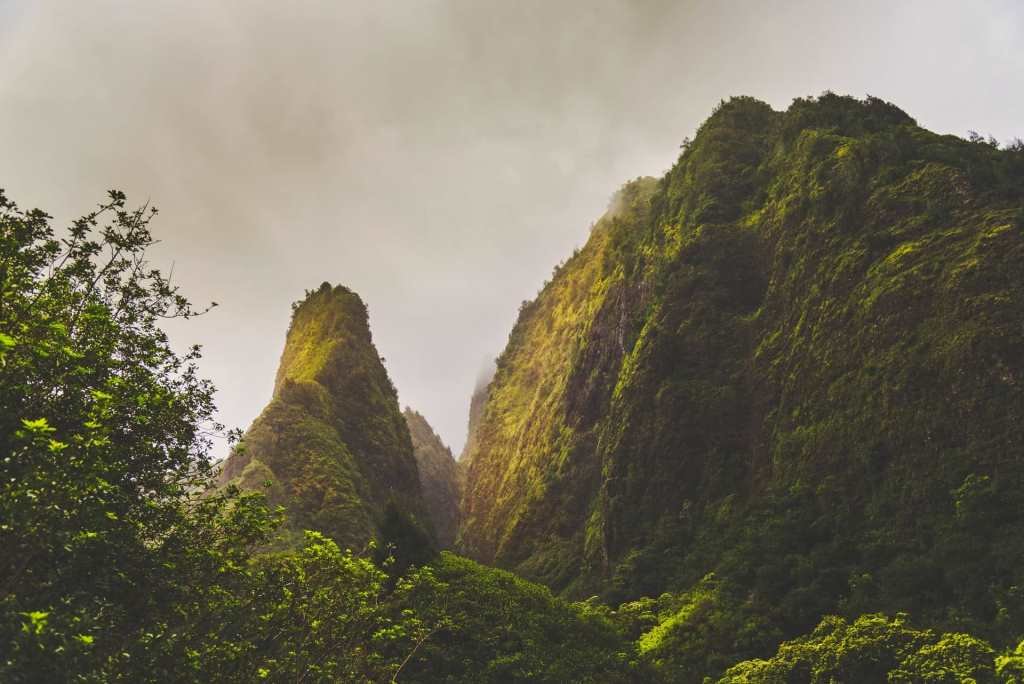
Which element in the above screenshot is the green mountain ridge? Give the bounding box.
[218,282,431,550]
[457,92,1024,663]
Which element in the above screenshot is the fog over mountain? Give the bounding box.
[1,0,1021,450]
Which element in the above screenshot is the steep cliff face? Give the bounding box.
[404,408,460,548]
[458,175,659,585]
[459,94,1024,636]
[219,283,430,550]
[460,373,491,463]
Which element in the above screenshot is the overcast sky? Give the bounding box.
[2,1,1022,454]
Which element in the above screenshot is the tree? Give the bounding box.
[0,189,278,679]
[718,614,999,683]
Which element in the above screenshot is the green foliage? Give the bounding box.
[634,574,778,681]
[719,614,999,684]
[0,189,281,679]
[191,531,446,682]
[396,552,644,683]
[996,641,1024,683]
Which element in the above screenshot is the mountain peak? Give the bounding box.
[220,283,430,550]
[274,282,372,394]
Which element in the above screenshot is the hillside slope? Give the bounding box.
[459,94,1024,647]
[219,283,430,549]
[404,408,461,548]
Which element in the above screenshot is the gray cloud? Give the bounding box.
[2,0,1022,452]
